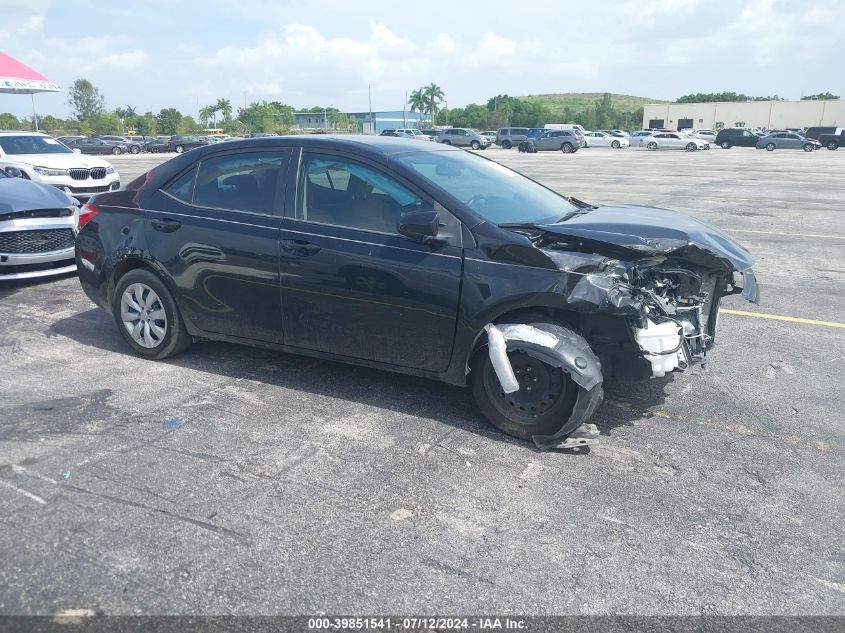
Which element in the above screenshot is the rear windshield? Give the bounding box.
[0,135,74,155]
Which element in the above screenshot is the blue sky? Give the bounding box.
[1,0,843,119]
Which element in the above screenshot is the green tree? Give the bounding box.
[0,113,24,130]
[215,98,233,126]
[67,78,106,121]
[155,108,183,135]
[423,83,445,122]
[199,104,217,127]
[801,92,839,100]
[177,115,199,134]
[408,89,428,125]
[87,112,121,135]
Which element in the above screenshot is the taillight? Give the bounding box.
[78,202,100,229]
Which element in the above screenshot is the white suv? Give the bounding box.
[0,132,120,201]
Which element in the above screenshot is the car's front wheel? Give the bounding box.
[112,147,122,155]
[561,143,574,153]
[112,269,192,360]
[175,145,184,153]
[501,140,512,149]
[686,142,697,151]
[611,140,620,148]
[647,141,658,151]
[766,143,776,151]
[803,143,815,152]
[470,140,480,150]
[471,341,579,441]
[720,141,732,149]
[130,145,141,154]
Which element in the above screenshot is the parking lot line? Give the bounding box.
[723,228,845,240]
[721,309,845,329]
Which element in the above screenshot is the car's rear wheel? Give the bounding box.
[647,141,658,151]
[803,143,814,152]
[502,140,512,149]
[720,141,731,149]
[766,143,776,151]
[611,140,620,148]
[561,143,574,153]
[112,269,192,360]
[827,141,839,150]
[470,140,480,150]
[686,142,697,151]
[112,147,122,155]
[175,145,184,153]
[130,145,141,154]
[441,139,451,145]
[471,344,579,441]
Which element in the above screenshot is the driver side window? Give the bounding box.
[296,154,424,235]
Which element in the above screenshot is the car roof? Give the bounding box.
[0,131,49,137]
[176,134,460,161]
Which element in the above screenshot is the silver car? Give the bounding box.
[437,128,491,149]
[755,132,820,152]
[643,132,709,151]
[0,167,79,281]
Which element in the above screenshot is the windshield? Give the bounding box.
[395,149,578,225]
[0,136,74,155]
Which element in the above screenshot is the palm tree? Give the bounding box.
[408,89,427,126]
[423,83,445,125]
[199,105,217,128]
[215,98,233,124]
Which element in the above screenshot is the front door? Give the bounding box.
[279,150,463,372]
[146,148,292,343]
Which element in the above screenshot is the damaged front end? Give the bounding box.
[485,204,759,448]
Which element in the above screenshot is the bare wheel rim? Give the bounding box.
[484,351,566,425]
[120,283,168,349]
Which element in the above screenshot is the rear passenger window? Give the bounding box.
[164,166,197,203]
[194,152,285,214]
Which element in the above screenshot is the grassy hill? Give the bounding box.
[518,92,668,116]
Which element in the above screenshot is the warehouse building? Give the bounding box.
[642,100,844,131]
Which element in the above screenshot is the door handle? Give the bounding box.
[281,239,321,257]
[151,218,182,233]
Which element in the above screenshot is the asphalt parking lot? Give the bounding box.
[1,145,843,616]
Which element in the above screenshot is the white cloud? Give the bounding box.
[21,15,45,32]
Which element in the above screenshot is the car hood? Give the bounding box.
[3,153,114,169]
[536,203,755,272]
[0,177,76,216]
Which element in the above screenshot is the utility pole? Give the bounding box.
[368,84,373,135]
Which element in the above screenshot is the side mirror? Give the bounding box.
[398,209,439,240]
[3,166,24,178]
[73,148,82,154]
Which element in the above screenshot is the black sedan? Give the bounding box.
[66,137,132,155]
[146,135,209,154]
[75,136,759,448]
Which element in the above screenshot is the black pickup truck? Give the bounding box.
[818,130,845,150]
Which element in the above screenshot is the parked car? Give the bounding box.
[420,130,440,139]
[480,131,497,143]
[56,135,85,146]
[601,130,630,138]
[714,128,761,149]
[818,130,845,150]
[0,132,120,201]
[146,135,210,153]
[67,137,132,156]
[630,130,654,147]
[689,129,717,142]
[644,133,709,151]
[582,131,629,148]
[76,135,758,448]
[495,127,530,149]
[0,167,80,281]
[544,124,587,135]
[755,132,820,152]
[524,129,584,153]
[380,129,414,138]
[526,128,546,141]
[437,128,490,149]
[804,126,841,141]
[395,128,432,141]
[97,135,143,154]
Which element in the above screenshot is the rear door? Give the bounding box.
[278,149,463,372]
[146,147,293,343]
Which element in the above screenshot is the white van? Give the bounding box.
[544,123,586,135]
